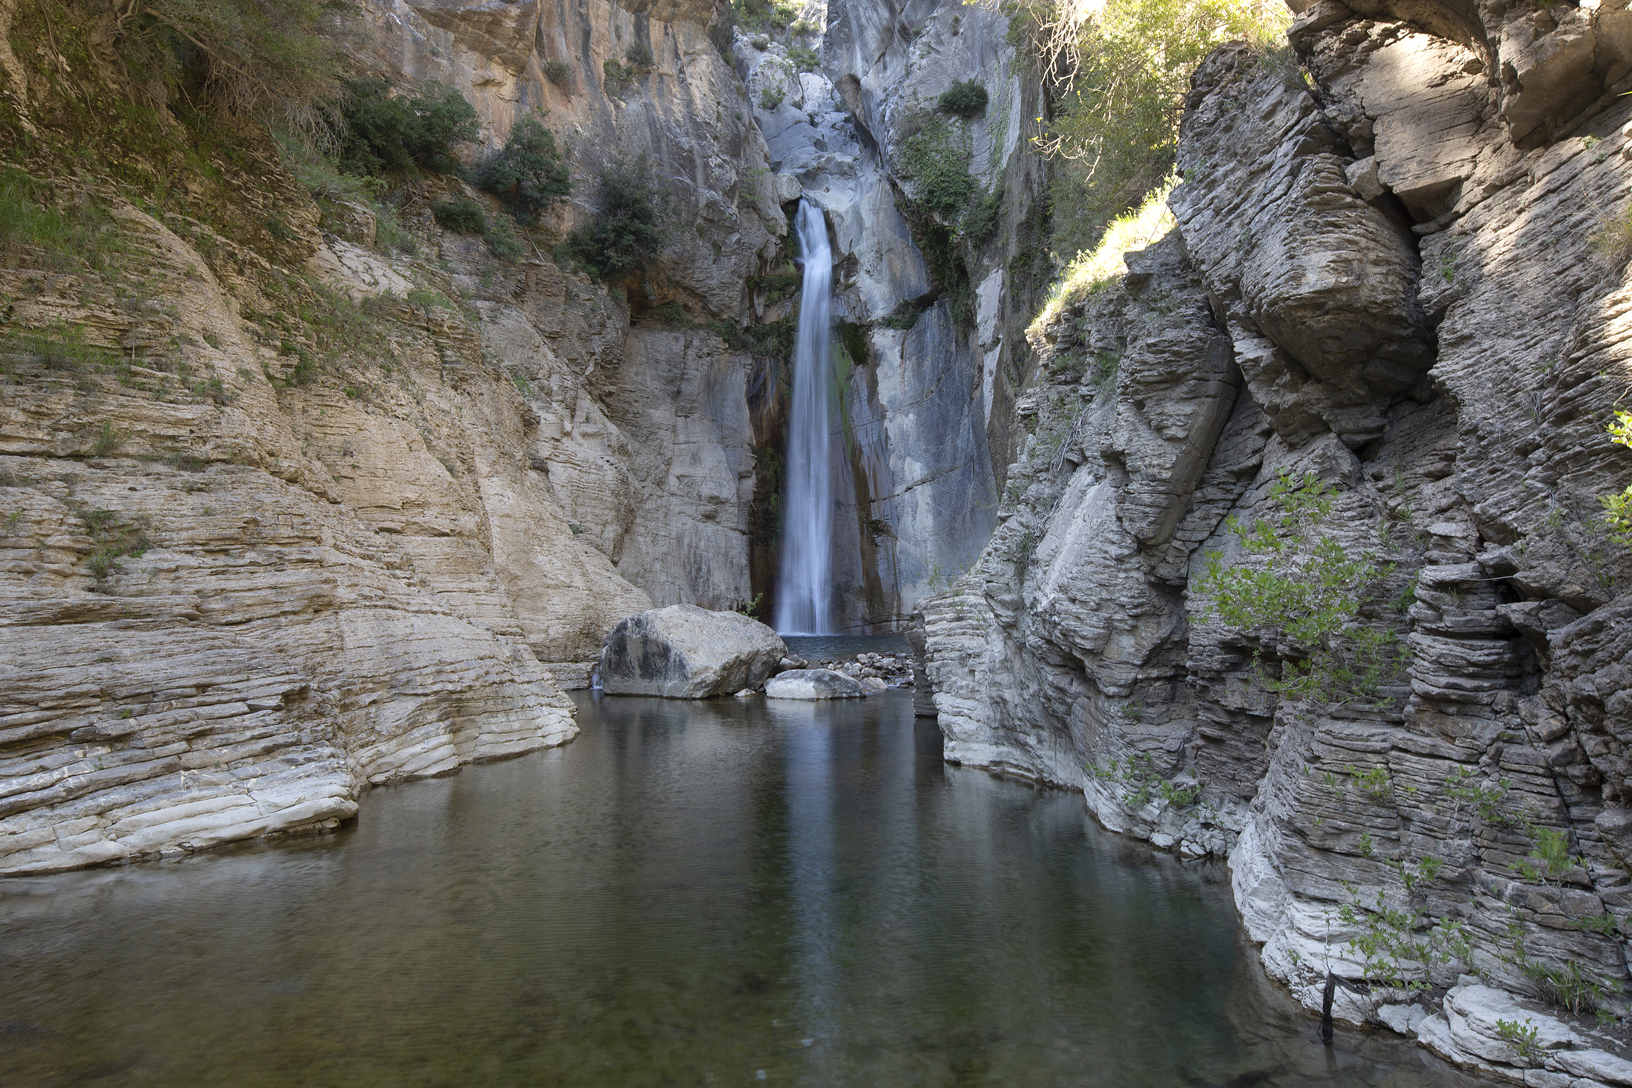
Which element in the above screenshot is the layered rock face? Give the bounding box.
[1,0,793,870]
[0,200,607,873]
[359,0,789,613]
[923,0,1632,1074]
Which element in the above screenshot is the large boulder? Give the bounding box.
[765,668,868,700]
[599,605,787,699]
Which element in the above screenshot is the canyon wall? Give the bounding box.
[0,0,1042,869]
[922,0,1632,1077]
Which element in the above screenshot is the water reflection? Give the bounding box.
[0,691,1495,1087]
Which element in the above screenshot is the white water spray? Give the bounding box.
[775,200,835,635]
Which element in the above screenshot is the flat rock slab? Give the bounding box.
[600,605,787,699]
[765,668,868,699]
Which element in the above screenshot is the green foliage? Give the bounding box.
[962,181,1004,246]
[1349,763,1391,802]
[476,115,572,225]
[1595,203,1632,264]
[1511,826,1580,887]
[484,219,524,261]
[1494,1019,1543,1063]
[625,40,655,68]
[569,158,671,282]
[543,60,573,88]
[337,79,479,177]
[736,592,765,618]
[788,44,820,71]
[876,301,927,330]
[0,326,124,373]
[937,80,989,119]
[89,422,126,458]
[431,197,488,235]
[1495,914,1612,1014]
[1092,349,1120,392]
[0,169,134,274]
[917,221,973,327]
[1601,410,1632,540]
[1338,857,1470,993]
[73,505,153,591]
[760,87,787,110]
[897,116,976,221]
[1086,752,1203,808]
[1443,766,1520,827]
[603,59,633,94]
[1033,0,1288,258]
[1195,469,1403,705]
[731,0,800,33]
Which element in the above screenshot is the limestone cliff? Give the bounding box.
[922,0,1632,1077]
[0,0,778,872]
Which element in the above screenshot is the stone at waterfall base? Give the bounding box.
[765,668,868,699]
[599,605,787,699]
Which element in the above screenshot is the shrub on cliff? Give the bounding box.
[431,197,488,235]
[476,116,572,224]
[937,80,988,119]
[337,79,479,177]
[1195,469,1404,706]
[897,117,976,222]
[569,158,671,281]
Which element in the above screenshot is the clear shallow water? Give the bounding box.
[0,692,1492,1088]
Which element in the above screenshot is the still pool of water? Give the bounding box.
[0,691,1494,1087]
[781,634,911,661]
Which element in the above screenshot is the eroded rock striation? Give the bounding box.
[923,0,1632,1077]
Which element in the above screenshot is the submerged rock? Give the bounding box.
[765,669,868,700]
[599,605,787,699]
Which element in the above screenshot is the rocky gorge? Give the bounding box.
[2,0,1632,1080]
[919,0,1632,1079]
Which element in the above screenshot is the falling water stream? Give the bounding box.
[775,199,835,635]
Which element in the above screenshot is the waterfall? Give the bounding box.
[775,200,836,635]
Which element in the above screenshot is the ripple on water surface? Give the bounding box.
[0,691,1497,1087]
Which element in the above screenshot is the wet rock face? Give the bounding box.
[600,605,787,698]
[923,0,1632,1064]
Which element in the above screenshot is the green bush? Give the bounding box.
[1195,469,1402,705]
[484,219,524,260]
[625,40,655,68]
[898,117,976,221]
[937,80,988,119]
[759,87,786,110]
[962,182,1004,245]
[476,115,571,224]
[569,158,671,281]
[431,197,488,234]
[543,60,573,88]
[337,79,479,177]
[788,44,820,71]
